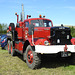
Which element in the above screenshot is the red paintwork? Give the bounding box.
[34,38,49,45]
[64,44,68,52]
[34,27,51,39]
[16,28,23,39]
[27,15,29,19]
[11,45,12,53]
[23,18,52,40]
[19,21,23,27]
[9,26,11,31]
[13,15,53,52]
[71,38,75,45]
[17,15,19,23]
[15,43,17,49]
[27,38,49,46]
[15,42,23,51]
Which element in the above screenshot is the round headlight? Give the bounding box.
[44,41,49,46]
[67,35,69,39]
[57,39,60,43]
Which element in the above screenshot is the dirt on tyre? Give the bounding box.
[7,40,11,54]
[25,45,41,69]
[11,41,16,56]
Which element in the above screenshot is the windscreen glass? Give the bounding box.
[31,20,52,27]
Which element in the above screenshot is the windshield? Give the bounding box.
[31,20,52,27]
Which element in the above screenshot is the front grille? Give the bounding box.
[50,27,72,45]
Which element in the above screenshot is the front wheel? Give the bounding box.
[25,45,41,69]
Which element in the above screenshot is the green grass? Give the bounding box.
[0,48,75,75]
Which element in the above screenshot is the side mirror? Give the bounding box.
[28,24,34,35]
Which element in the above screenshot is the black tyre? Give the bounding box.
[25,45,41,69]
[7,40,11,54]
[11,41,16,56]
[23,51,26,61]
[9,23,15,31]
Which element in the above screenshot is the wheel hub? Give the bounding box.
[27,50,33,64]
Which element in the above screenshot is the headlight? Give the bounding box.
[44,41,49,46]
[67,35,69,39]
[57,39,60,43]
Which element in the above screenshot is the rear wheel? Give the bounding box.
[7,40,11,54]
[11,41,16,56]
[25,45,41,69]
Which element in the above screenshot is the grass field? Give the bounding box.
[0,48,75,75]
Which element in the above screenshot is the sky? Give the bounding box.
[0,0,75,26]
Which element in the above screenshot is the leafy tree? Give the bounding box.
[0,23,7,34]
[70,26,75,37]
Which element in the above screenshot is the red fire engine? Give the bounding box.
[7,4,75,69]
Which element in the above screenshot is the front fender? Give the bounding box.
[28,38,48,46]
[71,38,75,45]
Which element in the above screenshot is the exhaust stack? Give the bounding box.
[21,4,25,22]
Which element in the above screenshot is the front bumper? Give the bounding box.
[35,45,75,54]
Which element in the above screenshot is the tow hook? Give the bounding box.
[61,45,71,57]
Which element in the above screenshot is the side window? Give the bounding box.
[43,20,51,27]
[25,22,29,27]
[49,22,51,27]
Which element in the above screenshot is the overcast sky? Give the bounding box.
[0,0,75,26]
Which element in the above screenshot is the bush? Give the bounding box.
[70,26,75,37]
[0,23,7,34]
